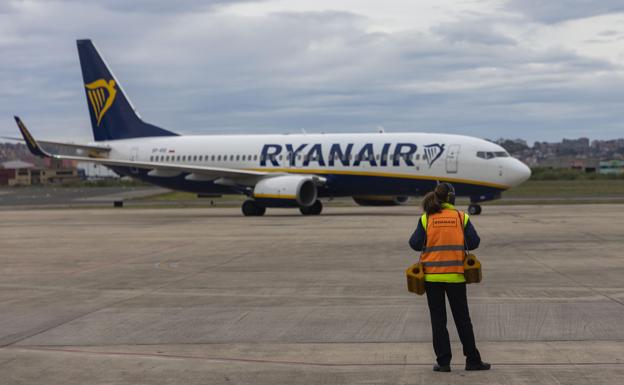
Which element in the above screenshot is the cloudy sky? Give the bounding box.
[1,0,624,144]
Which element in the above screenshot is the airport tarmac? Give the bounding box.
[0,205,623,384]
[0,186,167,208]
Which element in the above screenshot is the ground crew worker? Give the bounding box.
[409,182,491,372]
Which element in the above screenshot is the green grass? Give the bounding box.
[138,191,245,202]
[503,179,624,198]
[530,167,624,181]
[132,179,624,207]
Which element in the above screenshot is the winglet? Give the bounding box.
[14,116,51,158]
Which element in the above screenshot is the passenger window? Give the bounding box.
[211,155,215,161]
[254,155,258,161]
[176,155,181,161]
[236,155,240,161]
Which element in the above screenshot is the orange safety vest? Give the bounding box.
[422,209,466,274]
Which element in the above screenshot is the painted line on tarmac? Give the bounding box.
[7,347,624,368]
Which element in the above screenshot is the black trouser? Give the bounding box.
[425,281,481,366]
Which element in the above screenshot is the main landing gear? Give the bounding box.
[299,200,323,215]
[242,200,266,216]
[468,204,482,215]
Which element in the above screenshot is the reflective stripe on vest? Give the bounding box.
[422,260,464,267]
[423,245,465,253]
[422,209,466,274]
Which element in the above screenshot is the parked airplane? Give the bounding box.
[13,39,531,216]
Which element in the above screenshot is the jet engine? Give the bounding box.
[352,195,410,206]
[253,175,318,207]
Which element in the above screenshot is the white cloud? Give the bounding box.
[505,0,624,23]
[0,0,623,143]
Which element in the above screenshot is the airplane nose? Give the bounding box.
[509,159,531,186]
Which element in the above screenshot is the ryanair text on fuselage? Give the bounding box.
[258,142,445,168]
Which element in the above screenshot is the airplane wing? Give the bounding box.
[14,116,314,185]
[1,136,111,154]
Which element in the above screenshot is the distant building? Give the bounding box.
[77,162,119,179]
[560,138,590,155]
[539,157,599,173]
[0,160,34,186]
[599,160,624,175]
[0,159,80,186]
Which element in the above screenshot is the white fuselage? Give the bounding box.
[95,132,530,197]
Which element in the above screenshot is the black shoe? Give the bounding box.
[465,361,491,371]
[433,364,451,372]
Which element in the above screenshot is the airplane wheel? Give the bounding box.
[468,204,482,215]
[242,200,266,216]
[300,200,322,215]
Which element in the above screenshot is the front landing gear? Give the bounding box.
[468,204,482,215]
[242,200,266,216]
[299,200,323,215]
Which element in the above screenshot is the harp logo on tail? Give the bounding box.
[85,79,117,126]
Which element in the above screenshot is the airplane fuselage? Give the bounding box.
[98,132,530,200]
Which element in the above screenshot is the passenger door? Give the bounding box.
[445,144,460,173]
[130,147,139,174]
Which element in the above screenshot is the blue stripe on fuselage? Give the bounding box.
[111,166,503,199]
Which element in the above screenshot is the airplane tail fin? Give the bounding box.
[76,39,178,141]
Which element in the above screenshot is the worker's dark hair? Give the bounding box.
[422,183,455,215]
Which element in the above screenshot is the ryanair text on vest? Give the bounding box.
[259,143,445,168]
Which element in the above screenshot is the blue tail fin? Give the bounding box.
[77,39,178,141]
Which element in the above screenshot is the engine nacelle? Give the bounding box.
[253,175,318,207]
[353,195,410,206]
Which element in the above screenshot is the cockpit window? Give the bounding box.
[477,151,509,159]
[476,151,494,159]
